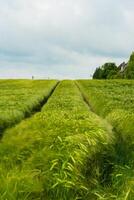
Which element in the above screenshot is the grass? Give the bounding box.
[0,80,58,132]
[0,79,133,199]
[77,80,134,116]
[0,80,114,199]
[77,79,134,199]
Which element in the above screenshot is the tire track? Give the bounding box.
[75,81,95,113]
[0,81,60,138]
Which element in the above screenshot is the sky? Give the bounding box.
[0,0,134,79]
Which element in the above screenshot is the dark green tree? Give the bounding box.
[93,63,118,79]
[93,67,102,79]
[125,52,134,79]
[101,63,118,79]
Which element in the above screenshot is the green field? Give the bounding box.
[0,79,133,199]
[0,80,58,132]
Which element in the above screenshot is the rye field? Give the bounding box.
[0,79,134,200]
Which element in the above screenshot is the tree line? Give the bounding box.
[93,52,134,79]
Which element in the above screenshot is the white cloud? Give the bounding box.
[0,0,133,78]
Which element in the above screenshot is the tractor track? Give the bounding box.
[0,81,60,138]
[75,81,95,113]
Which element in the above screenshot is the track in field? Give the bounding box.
[1,81,59,137]
[0,80,133,199]
[75,81,95,112]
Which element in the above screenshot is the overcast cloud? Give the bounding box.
[0,0,134,79]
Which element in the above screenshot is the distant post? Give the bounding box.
[32,76,34,80]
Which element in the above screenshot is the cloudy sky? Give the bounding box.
[0,0,134,79]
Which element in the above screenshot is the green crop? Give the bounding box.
[0,79,133,199]
[77,79,134,116]
[0,80,114,200]
[0,80,58,132]
[77,79,134,199]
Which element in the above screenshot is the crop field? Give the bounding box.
[0,79,133,199]
[77,80,134,199]
[0,80,58,133]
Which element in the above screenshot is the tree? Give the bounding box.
[93,67,102,79]
[93,63,118,79]
[101,63,118,79]
[125,52,134,79]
